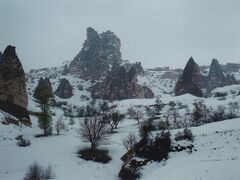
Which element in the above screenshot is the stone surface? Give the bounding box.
[123,61,144,75]
[33,77,53,101]
[225,74,237,86]
[91,65,154,100]
[175,57,204,97]
[207,59,225,90]
[62,64,69,75]
[69,27,122,80]
[0,45,30,121]
[55,78,73,99]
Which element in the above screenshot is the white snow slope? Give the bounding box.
[1,68,240,180]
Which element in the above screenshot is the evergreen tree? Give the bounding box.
[38,97,52,135]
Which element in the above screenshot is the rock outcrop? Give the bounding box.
[122,61,144,75]
[91,65,154,100]
[207,59,225,90]
[0,45,30,123]
[225,74,237,86]
[69,27,122,80]
[33,77,53,101]
[175,57,204,97]
[207,59,237,90]
[62,64,69,75]
[55,78,73,99]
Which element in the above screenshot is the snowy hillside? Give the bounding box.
[1,66,240,180]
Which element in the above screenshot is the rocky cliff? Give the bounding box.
[62,64,69,75]
[69,27,122,80]
[207,59,225,90]
[91,65,154,100]
[55,78,73,99]
[0,45,30,122]
[175,57,204,97]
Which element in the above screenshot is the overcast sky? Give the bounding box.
[0,0,240,72]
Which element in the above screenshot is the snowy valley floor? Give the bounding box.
[1,115,240,180]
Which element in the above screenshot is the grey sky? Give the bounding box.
[1,0,240,72]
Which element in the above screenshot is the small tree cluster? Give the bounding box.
[103,110,125,133]
[138,120,155,140]
[136,131,172,162]
[175,128,193,141]
[209,105,226,122]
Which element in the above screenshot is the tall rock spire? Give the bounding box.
[175,57,203,97]
[0,45,30,124]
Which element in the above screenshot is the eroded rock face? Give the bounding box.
[62,64,69,75]
[33,77,53,101]
[91,66,154,100]
[175,57,204,97]
[225,74,237,86]
[69,27,122,80]
[123,62,144,75]
[207,59,225,90]
[0,45,30,121]
[55,78,73,99]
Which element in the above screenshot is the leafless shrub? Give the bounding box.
[23,161,55,180]
[122,133,138,151]
[78,116,109,150]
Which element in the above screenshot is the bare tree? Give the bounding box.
[78,116,109,150]
[155,97,164,115]
[132,108,144,124]
[55,116,66,135]
[122,133,137,151]
[103,111,125,133]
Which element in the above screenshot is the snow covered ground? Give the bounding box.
[1,68,240,179]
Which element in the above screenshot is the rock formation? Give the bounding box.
[91,65,154,100]
[123,62,144,75]
[62,64,69,75]
[225,74,237,86]
[207,59,225,90]
[69,27,122,80]
[33,77,53,101]
[175,57,204,97]
[55,78,73,99]
[0,45,30,123]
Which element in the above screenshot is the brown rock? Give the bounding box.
[0,45,30,121]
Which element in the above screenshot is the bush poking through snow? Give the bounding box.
[122,133,138,151]
[137,131,172,162]
[78,147,111,164]
[55,117,66,135]
[23,161,55,180]
[214,92,228,97]
[157,120,170,130]
[138,120,155,140]
[17,137,31,147]
[175,128,193,141]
